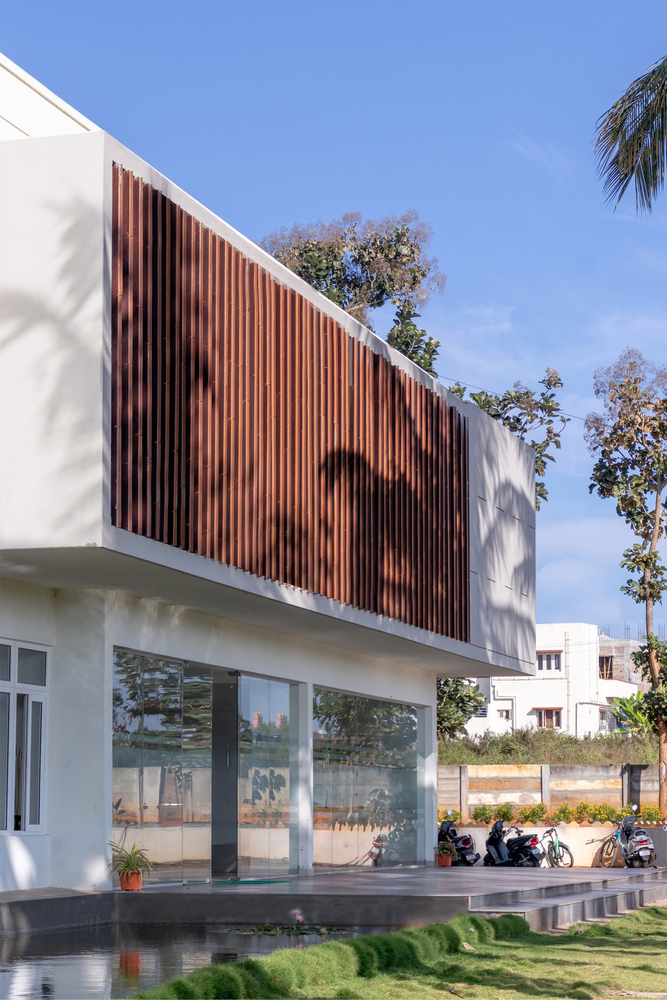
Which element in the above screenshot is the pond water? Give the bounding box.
[0,924,350,999]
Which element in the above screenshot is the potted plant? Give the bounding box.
[108,841,154,891]
[435,841,457,867]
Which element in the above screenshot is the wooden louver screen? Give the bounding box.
[111,164,469,641]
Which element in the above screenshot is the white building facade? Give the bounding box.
[466,623,642,739]
[0,56,536,891]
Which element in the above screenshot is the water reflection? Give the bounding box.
[0,925,351,999]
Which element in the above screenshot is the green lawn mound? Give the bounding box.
[134,905,667,999]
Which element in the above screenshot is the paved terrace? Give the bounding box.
[1,866,666,935]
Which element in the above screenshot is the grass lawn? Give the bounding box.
[137,905,667,1000]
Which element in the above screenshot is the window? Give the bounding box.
[599,656,613,680]
[498,709,511,721]
[0,640,48,833]
[537,653,561,671]
[475,703,488,718]
[536,709,561,729]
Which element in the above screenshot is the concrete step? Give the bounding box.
[468,866,667,910]
[471,875,667,930]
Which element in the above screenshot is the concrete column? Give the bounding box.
[460,765,469,821]
[421,705,437,866]
[297,680,313,875]
[541,764,551,811]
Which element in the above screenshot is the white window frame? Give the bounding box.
[0,639,49,835]
[537,652,562,672]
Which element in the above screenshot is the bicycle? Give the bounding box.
[538,824,574,867]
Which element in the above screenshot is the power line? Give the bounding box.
[440,373,586,421]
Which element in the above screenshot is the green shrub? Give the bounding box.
[472,804,494,823]
[588,802,619,823]
[553,803,573,822]
[573,802,590,822]
[494,803,514,822]
[438,726,659,765]
[639,806,663,822]
[517,802,548,824]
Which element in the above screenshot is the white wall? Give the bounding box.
[0,53,98,139]
[0,132,107,551]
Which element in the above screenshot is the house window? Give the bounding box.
[0,641,48,833]
[599,708,615,731]
[536,709,561,729]
[599,656,613,680]
[475,703,488,718]
[498,709,511,720]
[537,653,561,671]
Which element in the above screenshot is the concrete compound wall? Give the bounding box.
[438,764,661,817]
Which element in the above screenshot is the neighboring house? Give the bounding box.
[0,55,536,891]
[466,623,642,739]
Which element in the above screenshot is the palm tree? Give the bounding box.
[595,55,667,212]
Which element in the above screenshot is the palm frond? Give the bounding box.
[595,55,667,212]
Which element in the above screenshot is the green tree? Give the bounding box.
[611,691,653,736]
[260,210,446,374]
[449,370,569,509]
[386,302,440,377]
[595,54,667,212]
[436,678,485,740]
[585,348,667,816]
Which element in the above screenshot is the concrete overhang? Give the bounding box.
[0,528,533,678]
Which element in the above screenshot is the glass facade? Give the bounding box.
[313,689,425,868]
[112,650,298,882]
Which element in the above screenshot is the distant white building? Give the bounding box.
[466,623,643,739]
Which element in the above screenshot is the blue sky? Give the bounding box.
[3,0,667,636]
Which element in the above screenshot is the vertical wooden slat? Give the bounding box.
[111,165,469,641]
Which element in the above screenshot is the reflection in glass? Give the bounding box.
[183,666,212,881]
[29,701,42,825]
[17,648,46,686]
[238,677,298,877]
[142,658,183,884]
[112,651,145,881]
[0,645,10,682]
[112,651,299,883]
[312,689,422,868]
[0,692,9,830]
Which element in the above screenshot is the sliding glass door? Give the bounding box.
[112,651,298,882]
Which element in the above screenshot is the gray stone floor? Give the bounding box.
[144,865,664,897]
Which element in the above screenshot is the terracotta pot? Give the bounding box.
[436,853,453,867]
[119,870,142,891]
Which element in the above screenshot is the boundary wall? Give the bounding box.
[438,764,660,816]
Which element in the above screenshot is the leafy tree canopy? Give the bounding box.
[260,210,446,374]
[585,348,667,816]
[260,210,445,331]
[386,302,440,377]
[449,369,569,509]
[437,677,485,740]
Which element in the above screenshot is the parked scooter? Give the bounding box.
[482,820,512,866]
[505,824,545,867]
[438,812,481,866]
[482,820,544,867]
[616,806,656,868]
